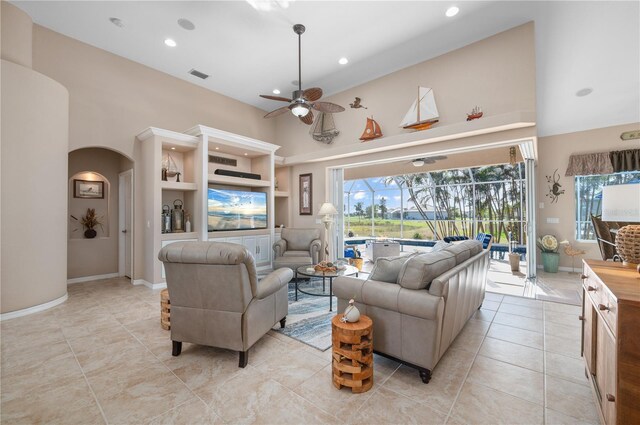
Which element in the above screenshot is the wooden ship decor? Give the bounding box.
[400,86,439,131]
[466,106,483,121]
[309,112,340,144]
[359,116,383,142]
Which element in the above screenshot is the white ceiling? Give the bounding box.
[13,1,640,137]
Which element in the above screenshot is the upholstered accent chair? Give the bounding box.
[158,241,292,367]
[273,228,322,271]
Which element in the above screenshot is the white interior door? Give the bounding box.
[119,170,133,278]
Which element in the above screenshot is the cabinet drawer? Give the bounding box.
[599,292,618,337]
[583,274,605,308]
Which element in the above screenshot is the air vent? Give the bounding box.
[188,69,209,80]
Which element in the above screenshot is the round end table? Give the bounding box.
[331,314,373,393]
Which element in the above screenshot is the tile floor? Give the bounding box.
[0,278,600,425]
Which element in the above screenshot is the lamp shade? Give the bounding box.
[601,184,640,222]
[318,202,338,216]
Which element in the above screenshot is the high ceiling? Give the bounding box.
[13,1,640,137]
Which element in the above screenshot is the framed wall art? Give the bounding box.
[73,179,104,199]
[299,173,312,215]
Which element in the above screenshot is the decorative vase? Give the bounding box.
[343,301,360,323]
[84,228,97,239]
[541,252,560,273]
[508,253,520,272]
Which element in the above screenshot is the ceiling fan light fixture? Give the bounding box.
[291,103,310,117]
[412,159,425,167]
[446,6,459,17]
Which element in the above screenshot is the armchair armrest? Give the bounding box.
[309,239,322,264]
[256,268,292,299]
[273,239,287,258]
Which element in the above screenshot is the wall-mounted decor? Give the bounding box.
[73,179,104,199]
[359,117,383,142]
[466,106,483,121]
[309,112,339,144]
[400,86,439,131]
[349,97,367,109]
[299,173,313,215]
[545,169,565,203]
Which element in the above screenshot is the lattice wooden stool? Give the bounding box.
[160,289,171,330]
[331,314,373,393]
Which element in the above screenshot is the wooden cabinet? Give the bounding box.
[581,260,640,425]
[209,234,271,268]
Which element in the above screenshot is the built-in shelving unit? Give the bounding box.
[137,125,281,288]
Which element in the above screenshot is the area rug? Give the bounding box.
[270,279,338,351]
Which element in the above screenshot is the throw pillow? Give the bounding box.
[431,240,452,252]
[369,254,413,283]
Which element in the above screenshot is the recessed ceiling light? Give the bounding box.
[244,153,248,156]
[177,18,195,31]
[215,147,219,150]
[576,87,593,97]
[171,147,176,150]
[164,38,177,47]
[445,6,459,17]
[109,17,124,28]
[273,89,281,94]
[338,57,349,65]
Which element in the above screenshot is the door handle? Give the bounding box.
[122,229,127,233]
[606,393,615,402]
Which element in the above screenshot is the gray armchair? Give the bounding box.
[158,241,292,367]
[273,228,322,271]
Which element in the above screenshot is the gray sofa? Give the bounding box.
[158,241,292,368]
[333,239,489,383]
[273,228,322,271]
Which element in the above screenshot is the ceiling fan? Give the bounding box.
[409,156,448,167]
[260,24,345,125]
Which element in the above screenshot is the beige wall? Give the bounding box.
[30,25,277,281]
[68,148,133,279]
[1,60,69,313]
[1,1,33,68]
[536,123,640,269]
[275,22,536,158]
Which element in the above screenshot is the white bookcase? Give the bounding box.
[136,125,281,287]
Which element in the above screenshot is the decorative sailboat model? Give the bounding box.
[359,117,383,142]
[400,87,439,131]
[309,112,340,144]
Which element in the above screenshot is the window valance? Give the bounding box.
[610,149,640,172]
[565,152,614,176]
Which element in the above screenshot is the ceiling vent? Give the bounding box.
[188,69,209,80]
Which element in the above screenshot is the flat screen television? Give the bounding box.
[207,188,267,231]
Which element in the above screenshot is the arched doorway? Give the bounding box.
[67,147,134,283]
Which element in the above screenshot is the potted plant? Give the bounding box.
[79,208,103,239]
[537,234,560,273]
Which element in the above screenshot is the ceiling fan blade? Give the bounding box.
[430,155,448,160]
[264,106,291,118]
[259,94,292,102]
[311,101,345,113]
[303,87,323,102]
[299,110,314,125]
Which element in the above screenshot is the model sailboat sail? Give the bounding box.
[400,87,439,130]
[359,117,383,141]
[309,112,339,144]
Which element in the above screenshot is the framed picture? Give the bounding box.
[74,179,104,199]
[299,173,312,215]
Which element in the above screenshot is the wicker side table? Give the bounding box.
[331,314,373,393]
[160,289,170,330]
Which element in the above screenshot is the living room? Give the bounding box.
[1,1,639,424]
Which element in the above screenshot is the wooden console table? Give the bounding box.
[581,260,640,425]
[331,314,373,393]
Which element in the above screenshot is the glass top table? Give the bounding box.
[294,265,359,311]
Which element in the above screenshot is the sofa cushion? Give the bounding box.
[283,250,309,257]
[431,240,452,252]
[396,251,457,290]
[369,255,413,283]
[443,240,482,264]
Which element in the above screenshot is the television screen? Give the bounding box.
[208,188,267,231]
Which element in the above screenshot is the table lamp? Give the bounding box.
[318,202,338,260]
[602,184,640,267]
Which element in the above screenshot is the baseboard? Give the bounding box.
[67,273,119,285]
[133,279,166,290]
[0,293,68,321]
[536,265,580,273]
